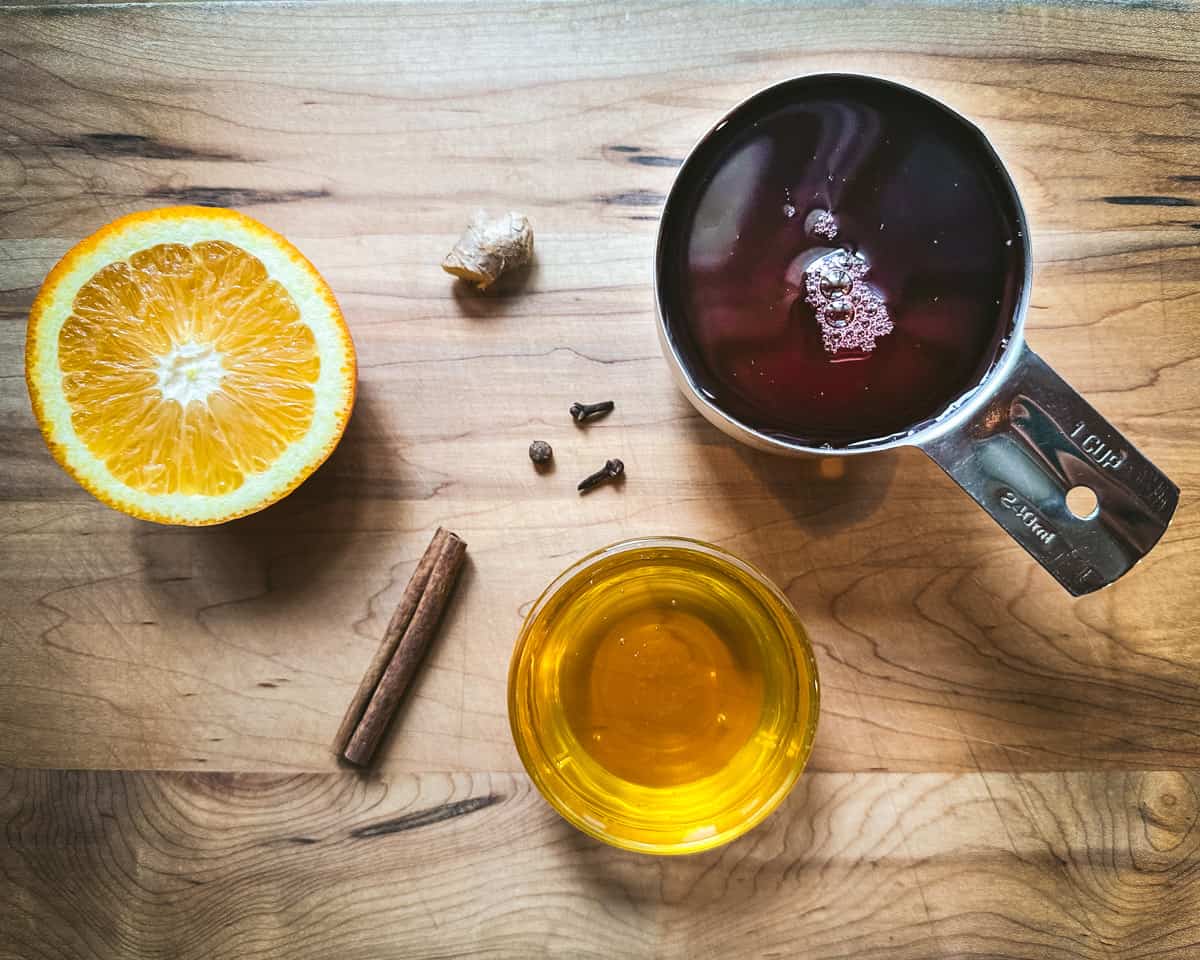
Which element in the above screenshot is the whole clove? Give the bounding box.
[570,400,615,423]
[578,458,624,494]
[528,440,553,465]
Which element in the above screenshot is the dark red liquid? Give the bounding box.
[658,76,1027,447]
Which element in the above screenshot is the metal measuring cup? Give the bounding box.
[655,75,1179,596]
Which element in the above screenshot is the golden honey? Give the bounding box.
[508,538,819,854]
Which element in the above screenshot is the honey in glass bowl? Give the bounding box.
[508,537,819,855]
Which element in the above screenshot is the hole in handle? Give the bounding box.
[1066,485,1099,519]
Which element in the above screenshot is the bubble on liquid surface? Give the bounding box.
[805,208,839,240]
[825,297,853,328]
[819,268,852,299]
[783,202,796,218]
[804,249,893,354]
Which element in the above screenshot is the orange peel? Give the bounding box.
[26,206,356,525]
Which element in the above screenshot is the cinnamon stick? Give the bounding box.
[333,528,450,756]
[339,528,467,767]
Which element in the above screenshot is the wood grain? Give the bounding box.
[3,767,1199,959]
[1,1,1199,954]
[2,0,1198,778]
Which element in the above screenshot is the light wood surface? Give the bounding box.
[1,1,1198,956]
[3,768,1199,959]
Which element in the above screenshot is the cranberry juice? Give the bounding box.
[658,75,1027,447]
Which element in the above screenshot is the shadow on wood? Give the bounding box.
[730,442,901,539]
[450,259,539,319]
[133,386,392,608]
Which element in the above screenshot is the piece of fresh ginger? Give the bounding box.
[441,210,534,291]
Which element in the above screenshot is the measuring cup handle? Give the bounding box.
[917,343,1178,595]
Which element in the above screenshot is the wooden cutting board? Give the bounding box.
[2,2,1198,956]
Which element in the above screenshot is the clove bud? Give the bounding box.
[570,400,615,423]
[578,458,624,494]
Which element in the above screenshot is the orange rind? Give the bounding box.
[26,206,356,524]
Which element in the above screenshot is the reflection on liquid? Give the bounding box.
[661,76,1025,446]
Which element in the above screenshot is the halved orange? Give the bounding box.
[25,206,356,525]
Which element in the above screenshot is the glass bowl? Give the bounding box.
[508,537,819,855]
